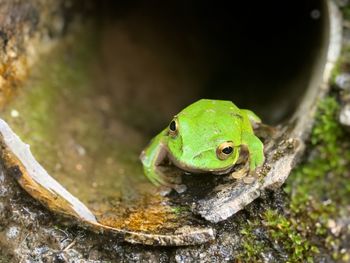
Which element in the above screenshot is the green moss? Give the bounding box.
[171,206,190,215]
[238,210,318,262]
[287,96,350,208]
[2,30,98,171]
[238,95,350,262]
[285,96,350,261]
[341,5,350,21]
[264,210,319,262]
[1,27,151,205]
[239,220,265,262]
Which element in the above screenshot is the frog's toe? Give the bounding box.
[153,174,169,186]
[154,173,176,188]
[173,184,187,194]
[243,176,256,184]
[158,186,173,196]
[231,168,248,179]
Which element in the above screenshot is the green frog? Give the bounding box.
[140,99,265,188]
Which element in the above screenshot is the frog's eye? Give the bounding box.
[168,118,178,137]
[216,141,235,160]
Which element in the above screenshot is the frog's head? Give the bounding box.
[166,100,241,173]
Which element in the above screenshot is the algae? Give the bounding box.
[0,28,189,232]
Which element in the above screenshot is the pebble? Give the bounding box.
[339,103,350,127]
[10,109,19,118]
[6,226,19,239]
[334,0,349,7]
[335,73,350,91]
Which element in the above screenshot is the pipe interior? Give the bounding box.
[94,0,327,134]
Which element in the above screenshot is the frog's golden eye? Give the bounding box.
[168,118,178,137]
[216,141,234,160]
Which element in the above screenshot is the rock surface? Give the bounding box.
[339,103,350,126]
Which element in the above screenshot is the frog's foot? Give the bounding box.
[158,183,187,196]
[231,162,258,184]
[158,186,173,196]
[155,167,186,194]
[154,172,178,187]
[231,162,249,180]
[242,175,257,184]
[243,164,265,184]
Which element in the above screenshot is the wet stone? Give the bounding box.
[191,134,301,223]
[0,172,8,197]
[334,0,349,7]
[6,226,20,240]
[335,73,350,90]
[339,103,350,127]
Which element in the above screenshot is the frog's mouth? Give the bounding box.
[165,148,234,175]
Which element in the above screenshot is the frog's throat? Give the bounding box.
[165,149,234,175]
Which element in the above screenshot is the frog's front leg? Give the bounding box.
[241,131,265,171]
[241,109,261,129]
[140,132,170,186]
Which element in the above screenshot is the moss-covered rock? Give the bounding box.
[236,95,350,262]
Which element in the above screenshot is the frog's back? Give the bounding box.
[168,99,244,170]
[180,99,240,116]
[177,99,242,146]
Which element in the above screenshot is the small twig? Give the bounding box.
[63,239,76,252]
[19,233,29,247]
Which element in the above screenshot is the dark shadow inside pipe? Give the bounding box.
[92,0,326,133]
